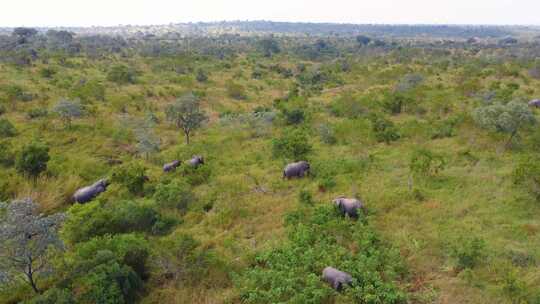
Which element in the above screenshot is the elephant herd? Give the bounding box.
[72,155,205,203]
[282,160,364,291]
[72,157,362,291]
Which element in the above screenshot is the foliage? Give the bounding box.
[63,200,166,244]
[409,148,446,178]
[235,205,407,303]
[473,101,536,146]
[226,81,247,100]
[153,179,193,211]
[0,118,17,137]
[281,107,305,125]
[512,155,540,201]
[0,199,65,293]
[107,65,138,84]
[26,108,48,120]
[15,142,50,178]
[272,128,312,161]
[0,141,14,167]
[165,92,208,144]
[24,288,74,304]
[318,123,337,145]
[370,115,400,144]
[111,162,148,195]
[450,236,486,270]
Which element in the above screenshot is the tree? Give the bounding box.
[165,93,207,145]
[356,35,371,46]
[258,38,280,57]
[51,99,83,128]
[16,142,50,179]
[111,162,148,195]
[107,65,138,85]
[473,101,536,147]
[0,199,65,294]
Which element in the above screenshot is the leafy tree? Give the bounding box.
[153,179,193,211]
[51,99,83,128]
[165,92,207,144]
[473,101,536,147]
[16,142,50,179]
[0,199,65,294]
[111,162,148,195]
[282,108,305,125]
[356,35,371,46]
[0,118,17,137]
[272,128,312,160]
[135,127,160,159]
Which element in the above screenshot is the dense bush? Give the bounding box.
[0,118,17,137]
[409,148,446,178]
[226,81,247,100]
[153,179,194,211]
[26,108,48,119]
[111,162,148,195]
[107,65,139,84]
[235,205,407,303]
[63,200,168,244]
[16,142,50,178]
[370,115,400,144]
[272,128,312,160]
[450,236,486,270]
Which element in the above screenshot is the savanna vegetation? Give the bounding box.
[1,24,540,303]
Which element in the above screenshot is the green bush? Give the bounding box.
[0,141,14,167]
[0,118,17,137]
[450,236,486,270]
[111,162,148,195]
[272,128,312,161]
[318,123,337,145]
[153,179,194,211]
[63,200,166,243]
[282,108,305,125]
[226,81,247,100]
[409,148,446,178]
[107,65,139,85]
[180,164,212,186]
[512,155,540,200]
[370,115,400,144]
[298,189,313,204]
[16,142,50,178]
[26,108,48,119]
[25,288,75,304]
[235,205,407,303]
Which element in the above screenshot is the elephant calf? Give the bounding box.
[163,160,181,172]
[322,267,353,291]
[333,197,364,219]
[188,155,204,167]
[73,179,109,203]
[283,161,310,179]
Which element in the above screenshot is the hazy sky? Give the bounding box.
[1,0,540,27]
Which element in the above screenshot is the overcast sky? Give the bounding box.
[1,0,540,27]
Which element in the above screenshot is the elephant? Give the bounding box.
[73,179,109,203]
[333,197,364,219]
[322,267,353,291]
[163,160,181,172]
[283,161,310,179]
[528,99,540,108]
[188,155,204,167]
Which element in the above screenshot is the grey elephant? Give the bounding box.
[322,267,353,291]
[283,161,310,179]
[163,160,181,172]
[529,99,540,108]
[188,155,204,167]
[73,179,109,203]
[333,197,364,219]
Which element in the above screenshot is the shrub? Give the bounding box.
[450,236,486,270]
[282,108,305,125]
[0,118,17,137]
[51,99,83,128]
[370,115,400,144]
[298,189,313,204]
[272,128,312,161]
[153,179,194,211]
[226,81,247,100]
[512,155,540,200]
[0,104,6,116]
[318,123,337,145]
[196,69,208,82]
[26,108,48,119]
[111,162,148,195]
[0,141,14,167]
[63,200,165,243]
[16,142,50,178]
[70,79,105,103]
[25,288,74,304]
[180,164,212,186]
[382,93,413,114]
[409,148,446,178]
[107,65,138,84]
